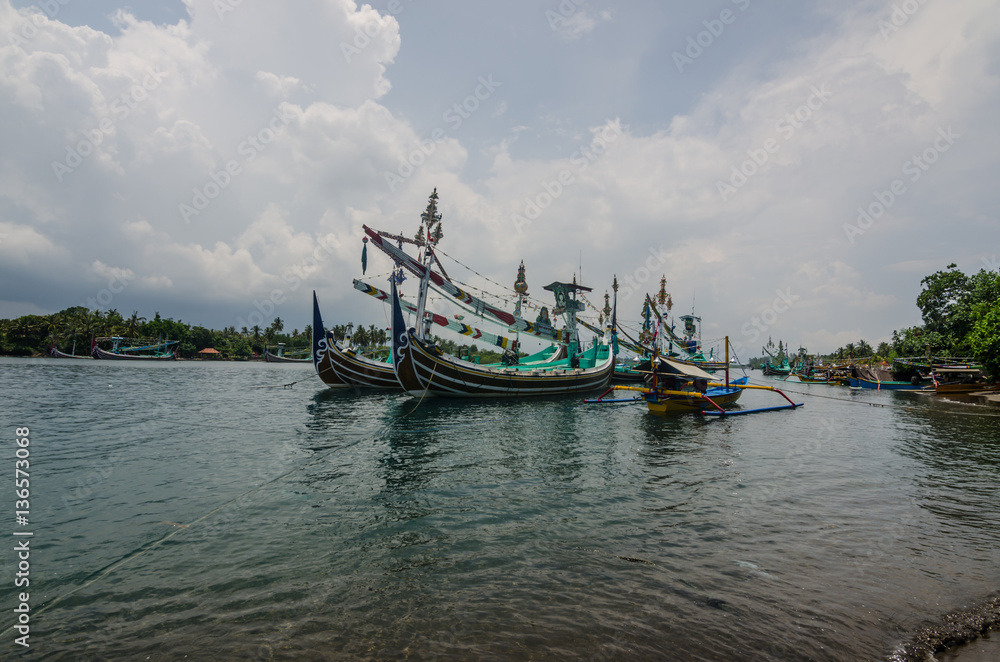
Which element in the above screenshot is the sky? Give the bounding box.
[1,0,998,355]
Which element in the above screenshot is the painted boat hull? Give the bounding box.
[390,280,614,398]
[645,386,743,414]
[849,377,928,390]
[92,346,176,360]
[312,291,392,389]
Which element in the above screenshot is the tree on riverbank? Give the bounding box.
[820,264,1000,378]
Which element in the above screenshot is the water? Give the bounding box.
[1,357,999,660]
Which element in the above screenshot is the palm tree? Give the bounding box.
[126,311,146,338]
[270,317,284,336]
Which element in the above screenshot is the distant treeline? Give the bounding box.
[0,307,379,360]
[752,264,1000,379]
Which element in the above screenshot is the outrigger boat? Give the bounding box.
[586,337,802,416]
[374,189,615,398]
[92,336,177,360]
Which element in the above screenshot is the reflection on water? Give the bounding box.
[1,360,999,660]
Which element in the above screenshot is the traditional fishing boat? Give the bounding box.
[48,337,93,359]
[760,342,791,377]
[848,365,929,390]
[264,344,311,363]
[932,366,1000,394]
[390,279,615,397]
[586,337,802,416]
[312,291,395,389]
[376,189,615,398]
[92,336,177,360]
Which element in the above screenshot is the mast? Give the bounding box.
[513,260,528,352]
[414,189,443,340]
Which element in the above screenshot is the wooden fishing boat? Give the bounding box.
[264,344,311,363]
[48,340,93,359]
[364,189,615,398]
[932,366,1000,394]
[586,338,802,416]
[390,279,615,398]
[92,336,177,360]
[312,291,393,389]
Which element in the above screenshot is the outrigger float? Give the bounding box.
[585,336,803,417]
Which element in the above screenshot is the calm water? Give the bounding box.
[1,357,998,660]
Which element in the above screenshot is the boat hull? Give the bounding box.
[849,377,927,390]
[264,350,311,363]
[390,280,614,398]
[92,347,176,360]
[934,383,1000,394]
[645,386,743,414]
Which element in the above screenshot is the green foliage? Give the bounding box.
[967,301,1000,380]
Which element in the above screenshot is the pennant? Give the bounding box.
[361,238,368,275]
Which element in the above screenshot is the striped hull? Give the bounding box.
[312,290,397,389]
[390,280,613,398]
[92,347,176,360]
[321,337,399,389]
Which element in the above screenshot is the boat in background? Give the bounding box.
[264,343,311,363]
[92,336,177,360]
[49,336,94,359]
[761,342,792,377]
[932,365,1000,394]
[848,364,929,390]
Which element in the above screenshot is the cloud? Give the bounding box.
[0,0,997,351]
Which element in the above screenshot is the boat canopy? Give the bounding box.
[657,357,714,379]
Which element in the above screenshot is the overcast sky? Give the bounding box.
[1,0,998,354]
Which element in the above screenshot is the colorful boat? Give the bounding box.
[92,336,177,360]
[586,338,802,416]
[379,190,615,398]
[312,291,395,389]
[389,277,614,397]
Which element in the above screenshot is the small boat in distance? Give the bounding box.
[92,336,177,360]
[49,337,94,359]
[264,343,311,363]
